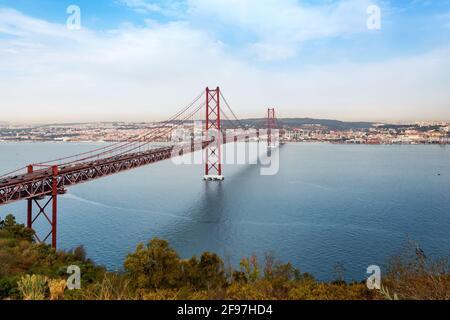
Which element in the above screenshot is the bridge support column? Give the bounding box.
[267,108,276,149]
[204,87,224,181]
[27,165,33,229]
[51,165,58,249]
[26,165,60,249]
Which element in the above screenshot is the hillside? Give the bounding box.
[1,214,449,300]
[239,118,375,130]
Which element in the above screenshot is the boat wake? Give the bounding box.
[64,193,192,221]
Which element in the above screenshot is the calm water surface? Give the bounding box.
[0,142,449,281]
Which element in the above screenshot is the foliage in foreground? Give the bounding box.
[1,214,449,300]
[0,214,105,299]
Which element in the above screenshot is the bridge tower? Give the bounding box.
[204,87,224,181]
[267,108,276,148]
[26,165,60,249]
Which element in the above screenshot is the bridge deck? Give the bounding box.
[0,141,211,206]
[0,133,258,206]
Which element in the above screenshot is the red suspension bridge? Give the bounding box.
[0,87,280,248]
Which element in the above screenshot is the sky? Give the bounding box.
[0,0,449,123]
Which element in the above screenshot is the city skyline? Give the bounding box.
[1,117,450,127]
[0,0,450,123]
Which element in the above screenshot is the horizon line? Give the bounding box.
[2,117,450,127]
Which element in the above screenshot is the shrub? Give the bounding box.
[0,214,34,242]
[0,276,19,300]
[182,252,227,290]
[48,279,66,300]
[17,274,48,300]
[82,274,134,300]
[383,243,450,300]
[124,238,182,289]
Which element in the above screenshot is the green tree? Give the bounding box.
[182,252,226,290]
[0,276,19,299]
[239,256,260,283]
[0,214,34,241]
[124,238,182,289]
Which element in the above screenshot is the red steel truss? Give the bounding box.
[26,165,60,248]
[0,144,213,206]
[0,142,210,248]
[0,88,263,247]
[204,87,223,179]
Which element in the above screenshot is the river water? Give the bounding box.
[0,142,449,281]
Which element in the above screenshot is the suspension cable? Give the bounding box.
[34,91,205,166]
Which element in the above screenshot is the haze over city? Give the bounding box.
[0,0,449,123]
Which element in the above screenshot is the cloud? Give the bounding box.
[0,7,78,38]
[121,0,381,61]
[120,0,187,16]
[0,7,449,123]
[187,0,374,37]
[120,0,162,13]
